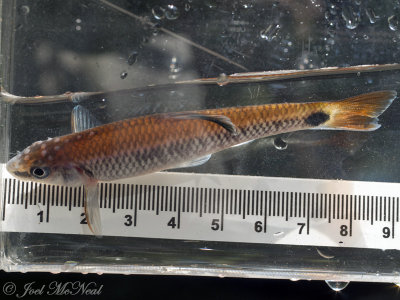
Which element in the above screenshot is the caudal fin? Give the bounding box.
[321,90,397,131]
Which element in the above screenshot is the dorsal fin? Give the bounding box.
[71,105,102,133]
[165,112,238,135]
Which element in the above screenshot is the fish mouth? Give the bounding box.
[12,171,31,179]
[6,155,30,179]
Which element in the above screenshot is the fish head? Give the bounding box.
[6,139,88,186]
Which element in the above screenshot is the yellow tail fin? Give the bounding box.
[322,90,397,131]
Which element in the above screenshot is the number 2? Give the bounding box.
[80,213,87,224]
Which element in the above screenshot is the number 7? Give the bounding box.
[297,222,306,234]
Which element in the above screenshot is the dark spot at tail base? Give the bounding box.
[305,111,330,126]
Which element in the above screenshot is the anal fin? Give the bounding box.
[84,184,102,236]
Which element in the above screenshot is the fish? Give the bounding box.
[6,90,397,235]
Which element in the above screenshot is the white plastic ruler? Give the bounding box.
[1,164,400,250]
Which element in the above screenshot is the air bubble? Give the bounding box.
[217,73,229,86]
[169,56,182,74]
[19,5,30,15]
[325,11,333,21]
[310,0,321,8]
[274,137,288,150]
[204,0,217,9]
[199,247,214,251]
[241,2,254,9]
[120,71,128,79]
[185,3,191,11]
[329,5,337,15]
[341,6,361,30]
[62,261,78,271]
[388,15,399,31]
[365,8,379,24]
[165,5,179,20]
[152,6,165,20]
[128,51,138,65]
[325,281,350,292]
[316,248,335,259]
[260,24,280,41]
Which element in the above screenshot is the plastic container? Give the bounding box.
[1,0,400,285]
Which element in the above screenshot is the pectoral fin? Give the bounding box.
[231,139,254,148]
[84,183,102,236]
[170,154,212,169]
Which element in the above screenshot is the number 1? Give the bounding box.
[37,211,43,223]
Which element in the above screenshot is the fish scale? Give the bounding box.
[57,102,323,181]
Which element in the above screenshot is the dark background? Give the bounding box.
[1,271,400,299]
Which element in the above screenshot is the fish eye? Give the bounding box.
[30,166,50,179]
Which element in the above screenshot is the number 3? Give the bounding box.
[124,214,133,226]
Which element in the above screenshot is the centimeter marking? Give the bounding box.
[1,165,400,249]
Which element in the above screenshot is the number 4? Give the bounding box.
[168,217,177,229]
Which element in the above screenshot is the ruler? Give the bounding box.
[1,164,400,250]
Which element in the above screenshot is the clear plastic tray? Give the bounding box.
[1,0,400,285]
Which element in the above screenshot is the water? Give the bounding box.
[2,0,400,282]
